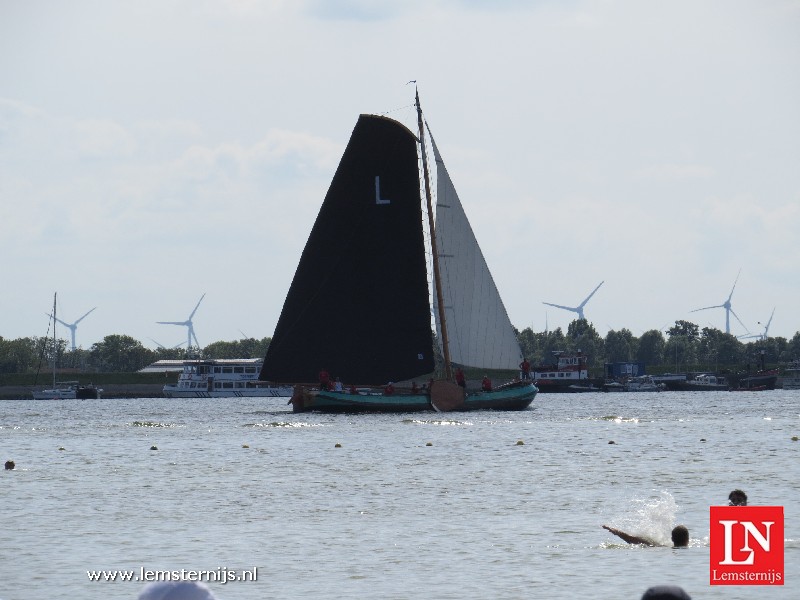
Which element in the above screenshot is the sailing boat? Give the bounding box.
[32,293,100,400]
[260,90,537,412]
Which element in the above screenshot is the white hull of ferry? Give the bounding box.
[163,386,292,398]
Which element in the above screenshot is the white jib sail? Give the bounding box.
[430,136,522,371]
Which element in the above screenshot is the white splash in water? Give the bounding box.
[615,491,679,546]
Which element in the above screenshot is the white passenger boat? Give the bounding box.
[163,359,293,398]
[624,375,666,392]
[32,381,101,400]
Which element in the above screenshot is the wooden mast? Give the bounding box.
[415,88,453,381]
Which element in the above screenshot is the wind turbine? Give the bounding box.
[690,270,749,335]
[740,308,775,341]
[542,281,604,321]
[157,294,205,351]
[46,305,97,351]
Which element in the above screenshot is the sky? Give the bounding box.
[2,0,799,351]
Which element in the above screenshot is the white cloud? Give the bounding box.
[73,118,136,158]
[632,164,715,181]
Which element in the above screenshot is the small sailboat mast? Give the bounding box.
[50,293,57,389]
[415,88,452,381]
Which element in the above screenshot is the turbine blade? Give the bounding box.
[579,281,604,308]
[765,308,775,330]
[74,307,97,324]
[730,309,749,333]
[542,302,579,313]
[157,321,186,326]
[691,304,723,312]
[189,293,206,319]
[727,268,742,302]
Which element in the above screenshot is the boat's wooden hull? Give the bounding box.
[163,386,292,398]
[290,381,537,413]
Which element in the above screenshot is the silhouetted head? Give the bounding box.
[728,489,748,506]
[641,585,691,600]
[671,525,689,547]
[138,581,217,600]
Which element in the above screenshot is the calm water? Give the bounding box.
[1,390,798,600]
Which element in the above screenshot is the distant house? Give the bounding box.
[605,361,646,380]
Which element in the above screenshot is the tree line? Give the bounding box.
[0,335,271,374]
[1,320,798,375]
[516,319,800,374]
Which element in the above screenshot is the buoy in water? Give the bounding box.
[426,442,433,446]
[516,440,524,445]
[334,443,342,448]
[150,445,158,451]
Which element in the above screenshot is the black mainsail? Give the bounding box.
[260,115,435,385]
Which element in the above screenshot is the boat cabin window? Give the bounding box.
[234,367,244,374]
[222,366,233,374]
[214,366,222,374]
[245,367,257,374]
[222,382,234,389]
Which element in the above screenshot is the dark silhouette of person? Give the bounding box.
[602,524,689,547]
[641,585,691,599]
[728,489,747,506]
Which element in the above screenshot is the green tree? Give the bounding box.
[637,330,665,366]
[0,336,39,373]
[203,337,271,359]
[668,320,700,342]
[665,321,699,372]
[604,329,636,363]
[516,327,537,363]
[90,335,154,372]
[566,319,604,368]
[789,332,800,359]
[698,327,743,371]
[539,328,567,366]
